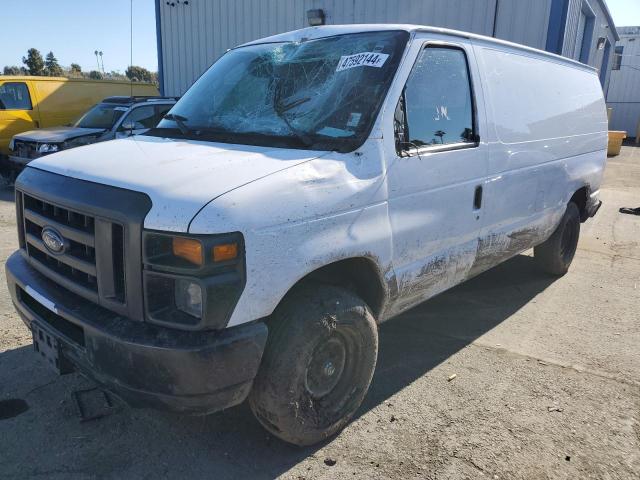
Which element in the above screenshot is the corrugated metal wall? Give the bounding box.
[562,0,617,90]
[563,0,582,58]
[493,0,552,50]
[607,27,640,135]
[158,0,553,96]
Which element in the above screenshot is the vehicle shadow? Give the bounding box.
[0,254,556,479]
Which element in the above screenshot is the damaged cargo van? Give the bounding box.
[6,25,606,446]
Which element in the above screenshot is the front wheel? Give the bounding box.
[534,202,581,276]
[248,285,378,446]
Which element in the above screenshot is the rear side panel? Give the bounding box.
[471,41,607,274]
[33,80,159,128]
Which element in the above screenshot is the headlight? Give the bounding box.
[174,278,202,318]
[144,233,239,269]
[37,143,59,154]
[142,231,245,330]
[8,139,15,151]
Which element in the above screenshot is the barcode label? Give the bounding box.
[336,52,389,72]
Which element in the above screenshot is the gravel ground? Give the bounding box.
[0,147,639,480]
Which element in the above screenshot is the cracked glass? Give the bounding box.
[151,30,409,152]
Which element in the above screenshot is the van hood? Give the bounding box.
[13,127,106,143]
[28,135,326,232]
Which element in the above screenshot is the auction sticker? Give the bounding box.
[336,52,389,72]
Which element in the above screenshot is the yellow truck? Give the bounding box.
[0,76,158,156]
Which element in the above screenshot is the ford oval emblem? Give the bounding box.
[41,227,66,254]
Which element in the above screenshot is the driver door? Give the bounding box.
[384,38,489,314]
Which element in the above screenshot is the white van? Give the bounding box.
[6,25,606,446]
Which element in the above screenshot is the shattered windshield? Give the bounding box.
[150,30,409,151]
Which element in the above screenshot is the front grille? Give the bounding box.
[13,141,41,159]
[19,192,126,305]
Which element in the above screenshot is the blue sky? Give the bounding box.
[1,0,640,74]
[607,0,640,26]
[1,0,157,73]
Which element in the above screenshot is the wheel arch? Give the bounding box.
[273,256,389,321]
[569,185,589,222]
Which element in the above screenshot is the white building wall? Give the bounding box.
[607,26,640,135]
[157,0,552,96]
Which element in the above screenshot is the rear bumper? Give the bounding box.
[6,251,268,414]
[586,191,602,219]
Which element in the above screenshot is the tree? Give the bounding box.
[22,48,45,76]
[44,51,63,77]
[3,66,22,75]
[88,70,103,80]
[69,63,82,75]
[125,65,153,83]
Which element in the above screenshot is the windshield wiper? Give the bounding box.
[278,96,311,113]
[163,113,195,136]
[273,85,313,148]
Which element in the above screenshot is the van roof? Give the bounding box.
[0,75,157,86]
[239,24,597,73]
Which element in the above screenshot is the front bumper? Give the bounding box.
[0,155,35,176]
[6,251,267,414]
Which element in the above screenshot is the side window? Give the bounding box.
[0,82,32,110]
[401,46,475,149]
[613,46,623,70]
[120,105,156,130]
[155,104,173,124]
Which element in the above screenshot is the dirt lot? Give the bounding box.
[1,147,639,480]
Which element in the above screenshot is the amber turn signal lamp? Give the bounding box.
[172,237,203,265]
[213,243,238,262]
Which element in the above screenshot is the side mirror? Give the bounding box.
[121,120,136,132]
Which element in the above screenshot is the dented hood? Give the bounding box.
[13,126,106,143]
[28,135,325,232]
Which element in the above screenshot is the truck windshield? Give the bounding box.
[150,30,409,152]
[74,104,127,129]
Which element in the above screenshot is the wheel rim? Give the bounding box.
[305,335,347,399]
[560,217,578,263]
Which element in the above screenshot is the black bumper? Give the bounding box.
[587,199,602,219]
[0,154,32,177]
[6,251,268,414]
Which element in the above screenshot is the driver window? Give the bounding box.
[402,46,475,149]
[0,82,32,110]
[120,105,156,130]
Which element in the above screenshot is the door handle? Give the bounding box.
[473,185,483,210]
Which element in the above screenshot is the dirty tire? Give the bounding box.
[534,202,580,276]
[248,284,378,446]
